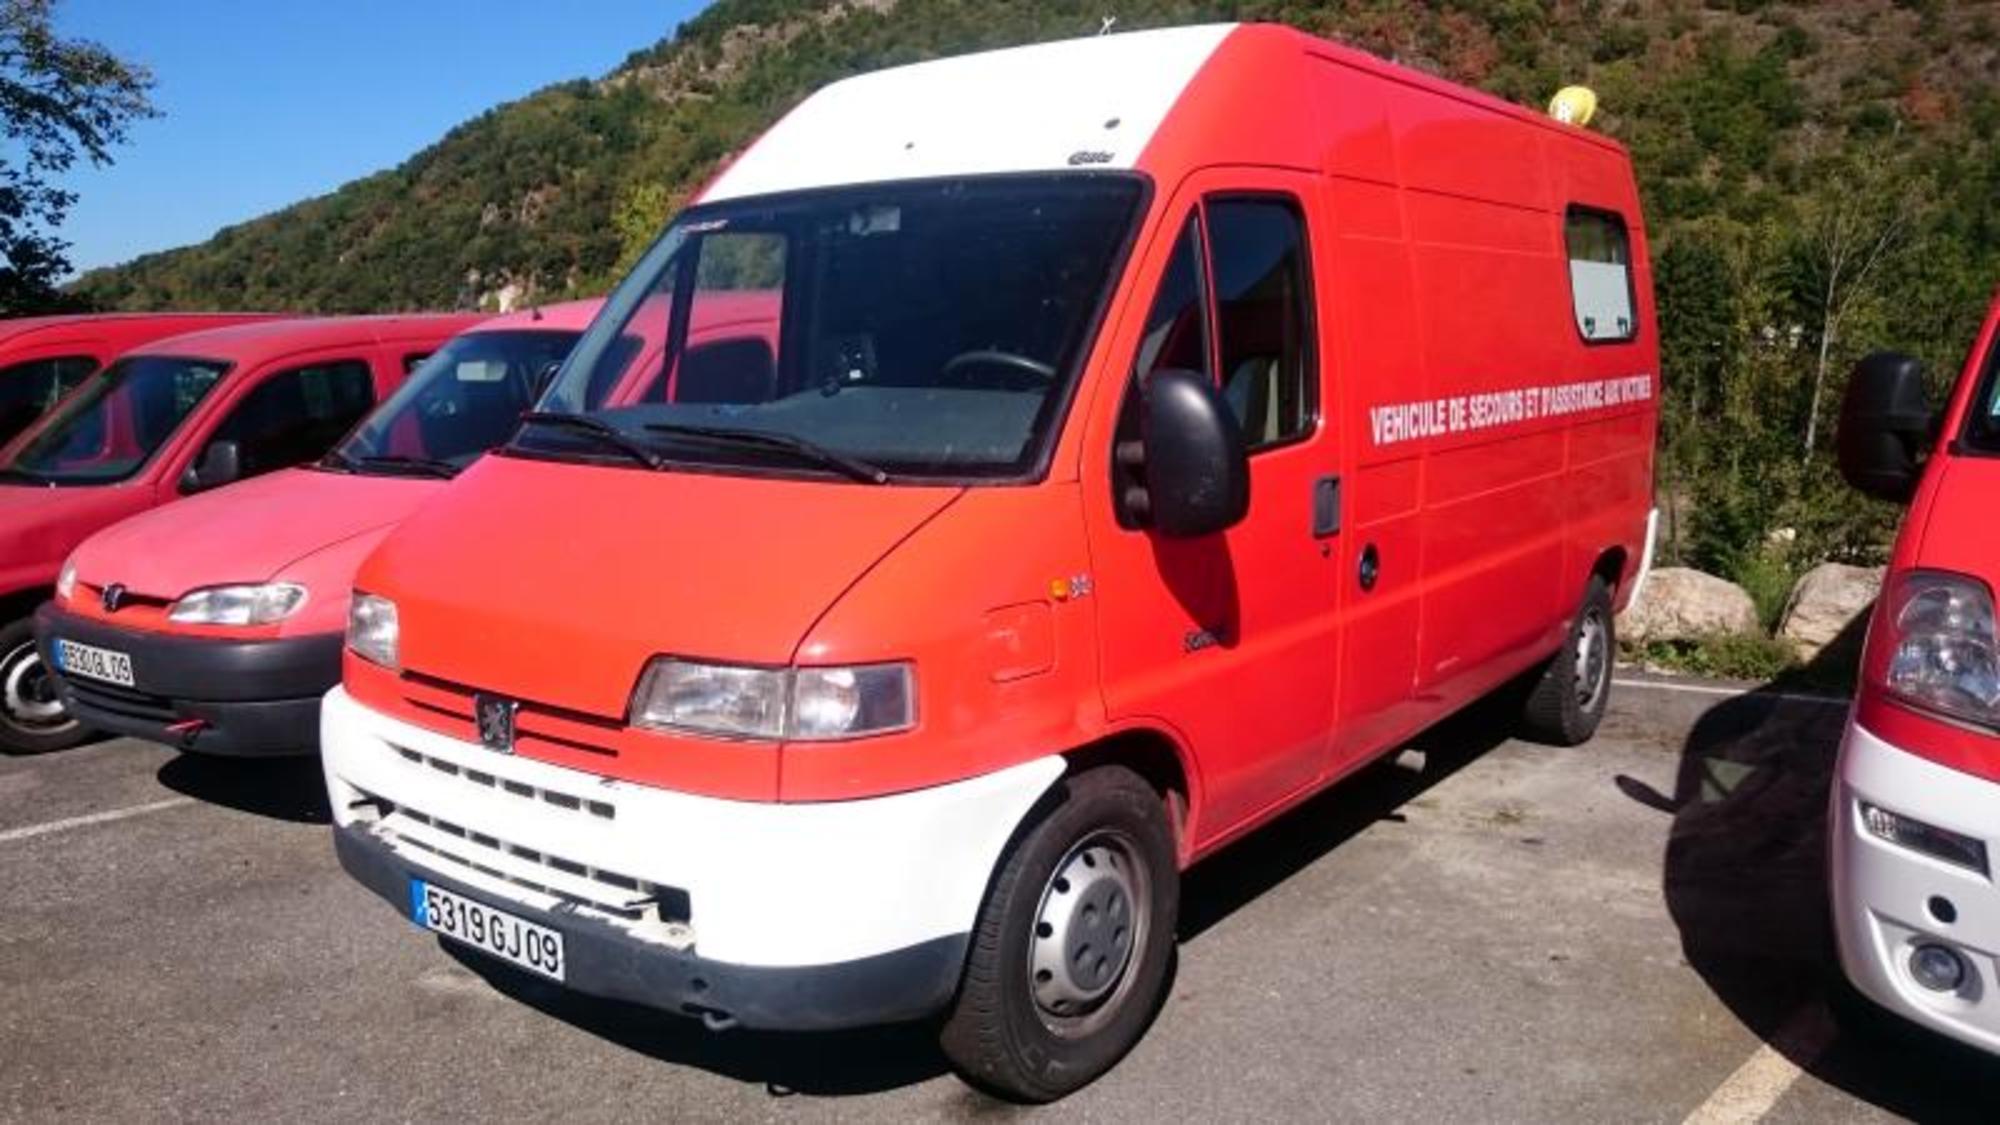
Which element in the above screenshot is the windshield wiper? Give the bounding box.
[640,422,890,484]
[516,411,664,470]
[318,448,359,474]
[354,454,459,479]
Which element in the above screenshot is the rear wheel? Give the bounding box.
[939,765,1178,1103]
[1519,575,1615,746]
[0,616,87,755]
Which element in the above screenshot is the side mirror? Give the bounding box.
[181,439,242,494]
[1836,351,1933,504]
[1122,368,1250,538]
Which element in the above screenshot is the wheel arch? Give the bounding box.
[1063,724,1201,867]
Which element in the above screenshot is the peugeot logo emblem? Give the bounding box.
[101,583,128,613]
[473,693,517,754]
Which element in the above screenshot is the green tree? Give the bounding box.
[0,0,154,314]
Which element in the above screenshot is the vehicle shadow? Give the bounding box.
[1636,624,2000,1122]
[448,694,1520,1099]
[155,750,331,824]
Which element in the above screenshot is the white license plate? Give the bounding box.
[55,639,134,687]
[409,880,565,981]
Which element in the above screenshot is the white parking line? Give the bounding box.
[1681,1004,1836,1125]
[1614,677,1848,707]
[0,797,196,845]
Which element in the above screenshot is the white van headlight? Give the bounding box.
[1883,571,2000,729]
[170,583,307,625]
[56,558,78,603]
[631,659,914,741]
[346,592,400,669]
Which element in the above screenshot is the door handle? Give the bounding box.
[1312,475,1340,538]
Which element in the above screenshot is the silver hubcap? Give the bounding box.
[2,640,74,735]
[1028,831,1148,1034]
[1574,608,1609,713]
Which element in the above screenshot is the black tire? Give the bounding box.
[0,615,89,755]
[1519,575,1615,746]
[939,765,1178,1103]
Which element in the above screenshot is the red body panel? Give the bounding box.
[2,314,482,603]
[348,25,1658,862]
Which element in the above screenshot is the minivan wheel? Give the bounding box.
[1519,575,1615,746]
[939,765,1178,1103]
[0,617,87,755]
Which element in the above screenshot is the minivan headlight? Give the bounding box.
[632,659,914,741]
[1883,571,2000,729]
[346,592,400,669]
[56,558,77,604]
[170,582,307,625]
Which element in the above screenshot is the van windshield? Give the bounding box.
[1959,332,2000,454]
[0,356,230,485]
[326,328,584,477]
[524,174,1144,481]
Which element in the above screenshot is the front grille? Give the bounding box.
[357,786,689,925]
[390,743,615,820]
[65,677,177,723]
[397,671,621,759]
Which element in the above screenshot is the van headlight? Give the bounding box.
[56,558,78,604]
[1883,571,2000,729]
[170,582,308,625]
[346,592,400,670]
[631,659,915,741]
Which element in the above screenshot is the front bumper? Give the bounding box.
[35,603,339,757]
[321,686,1064,1031]
[1831,718,2000,1054]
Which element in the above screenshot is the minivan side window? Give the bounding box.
[1133,216,1211,382]
[1208,198,1314,449]
[211,359,376,478]
[0,355,97,444]
[1566,207,1636,343]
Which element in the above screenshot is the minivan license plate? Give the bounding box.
[55,639,135,687]
[409,880,564,981]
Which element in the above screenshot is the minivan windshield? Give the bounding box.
[1958,331,2000,454]
[524,174,1145,481]
[0,356,230,485]
[325,328,584,477]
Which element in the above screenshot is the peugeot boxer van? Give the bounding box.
[33,302,606,758]
[323,25,1658,1100]
[1830,287,2000,1054]
[0,313,480,753]
[0,313,281,447]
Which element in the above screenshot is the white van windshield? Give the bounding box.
[325,328,584,478]
[522,175,1144,482]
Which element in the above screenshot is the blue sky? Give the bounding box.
[55,0,710,274]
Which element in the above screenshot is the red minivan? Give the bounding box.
[1831,287,2000,1054]
[33,302,604,758]
[0,313,281,447]
[0,313,481,754]
[322,25,1659,1100]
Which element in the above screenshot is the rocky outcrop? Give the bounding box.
[1617,567,1760,644]
[1778,563,1884,662]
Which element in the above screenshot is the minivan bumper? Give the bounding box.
[321,686,1064,1031]
[34,603,338,756]
[1831,717,2000,1055]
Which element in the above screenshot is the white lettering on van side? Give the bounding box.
[1367,374,1652,448]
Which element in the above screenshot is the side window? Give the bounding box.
[0,355,97,443]
[1566,207,1636,343]
[1208,198,1314,449]
[211,359,376,478]
[1133,216,1210,382]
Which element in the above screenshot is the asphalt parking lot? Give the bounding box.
[5,674,2000,1122]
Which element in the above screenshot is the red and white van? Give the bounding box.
[33,302,604,758]
[0,313,481,754]
[0,313,281,447]
[323,25,1658,1100]
[1831,287,2000,1052]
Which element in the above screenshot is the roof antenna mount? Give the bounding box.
[1098,15,1117,36]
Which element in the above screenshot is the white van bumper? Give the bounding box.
[321,686,1062,1029]
[1831,718,2000,1055]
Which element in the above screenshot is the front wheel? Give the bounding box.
[0,616,88,755]
[1518,575,1615,746]
[939,765,1178,1102]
